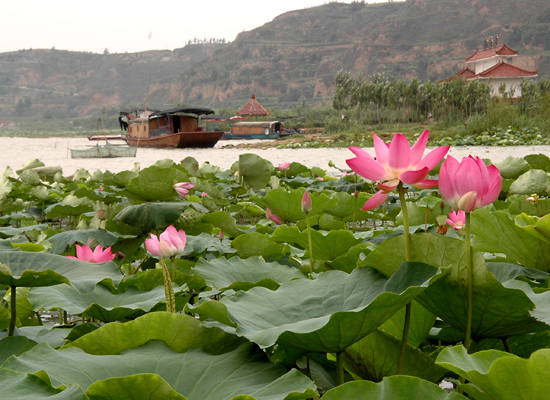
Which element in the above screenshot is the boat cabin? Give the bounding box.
[127,107,215,138]
[230,121,283,139]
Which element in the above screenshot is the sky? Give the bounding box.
[1,0,398,54]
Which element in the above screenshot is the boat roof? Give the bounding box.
[232,121,282,128]
[155,107,215,116]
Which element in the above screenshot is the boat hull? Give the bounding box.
[126,131,223,148]
[71,142,137,158]
[221,133,279,140]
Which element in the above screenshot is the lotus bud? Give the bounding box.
[218,230,224,241]
[96,209,108,220]
[301,192,312,214]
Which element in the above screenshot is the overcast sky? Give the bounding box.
[1,0,399,54]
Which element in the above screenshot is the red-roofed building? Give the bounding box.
[236,94,271,121]
[0,121,18,131]
[445,42,537,97]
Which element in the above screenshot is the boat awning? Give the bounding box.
[155,107,216,117]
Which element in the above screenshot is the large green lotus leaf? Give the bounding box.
[183,232,236,255]
[436,345,550,400]
[191,257,304,292]
[0,369,88,399]
[46,204,94,219]
[343,328,446,383]
[509,197,550,216]
[116,269,206,293]
[515,213,550,246]
[378,300,436,348]
[0,174,13,197]
[3,342,317,400]
[6,326,72,348]
[325,244,371,273]
[180,157,200,177]
[230,233,285,259]
[524,153,550,171]
[271,225,362,261]
[0,336,38,365]
[260,188,339,222]
[202,211,246,238]
[396,202,452,226]
[86,374,185,400]
[238,153,272,190]
[362,233,549,338]
[472,208,550,271]
[494,156,531,179]
[0,224,48,239]
[0,251,121,293]
[102,170,138,188]
[4,286,35,320]
[64,312,243,356]
[28,284,175,322]
[48,229,121,255]
[124,166,188,202]
[113,203,185,232]
[509,169,549,195]
[485,262,548,283]
[323,192,368,219]
[322,376,466,400]
[188,263,442,353]
[72,188,119,204]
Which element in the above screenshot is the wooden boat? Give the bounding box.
[71,142,137,159]
[123,107,223,148]
[221,121,284,140]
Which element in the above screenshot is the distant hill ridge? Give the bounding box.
[0,0,549,119]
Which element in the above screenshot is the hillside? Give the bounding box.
[0,0,549,120]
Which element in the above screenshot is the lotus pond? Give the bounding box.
[1,137,550,400]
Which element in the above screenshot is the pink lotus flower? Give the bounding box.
[201,192,209,197]
[278,162,291,171]
[98,186,103,193]
[346,130,450,210]
[145,225,187,258]
[316,177,324,181]
[174,182,195,200]
[447,210,466,230]
[439,156,502,212]
[266,208,283,225]
[66,244,116,263]
[301,191,312,214]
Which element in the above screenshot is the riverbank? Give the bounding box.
[1,136,548,176]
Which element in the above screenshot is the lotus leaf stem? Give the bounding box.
[8,286,16,337]
[336,351,344,386]
[306,216,314,279]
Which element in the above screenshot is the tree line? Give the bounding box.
[332,70,550,125]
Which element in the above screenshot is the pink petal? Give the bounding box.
[348,146,370,158]
[76,245,93,262]
[377,181,399,192]
[412,179,439,189]
[454,158,483,199]
[94,246,115,263]
[418,145,450,171]
[438,156,459,207]
[145,234,161,257]
[373,134,389,167]
[346,156,391,181]
[457,191,479,212]
[479,166,503,207]
[410,130,429,168]
[387,134,411,176]
[362,190,390,210]
[400,167,429,185]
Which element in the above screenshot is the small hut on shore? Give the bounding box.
[236,94,271,121]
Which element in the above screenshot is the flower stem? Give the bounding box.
[336,351,345,386]
[8,286,16,337]
[464,211,473,352]
[161,257,176,314]
[306,216,314,279]
[396,182,411,375]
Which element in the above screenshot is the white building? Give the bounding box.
[446,43,538,97]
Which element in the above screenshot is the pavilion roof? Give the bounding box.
[470,61,538,79]
[466,43,518,63]
[237,94,271,116]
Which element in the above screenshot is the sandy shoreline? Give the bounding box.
[1,137,549,176]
